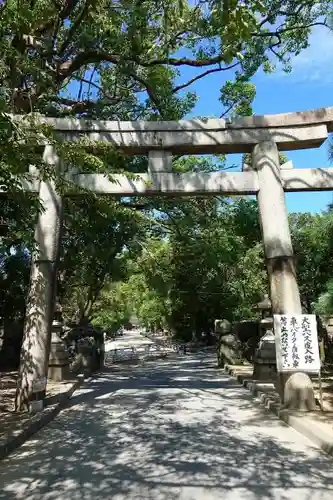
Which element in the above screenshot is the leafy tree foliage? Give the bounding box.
[96,197,268,338]
[91,281,132,333]
[1,0,330,120]
[290,212,333,312]
[58,195,145,324]
[314,280,333,317]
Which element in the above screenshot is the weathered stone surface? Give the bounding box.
[253,362,277,381]
[13,105,333,132]
[282,168,333,192]
[11,114,329,153]
[228,106,333,132]
[16,145,63,410]
[215,320,261,366]
[37,124,331,153]
[148,150,173,173]
[217,340,243,367]
[48,364,70,382]
[216,332,242,367]
[253,140,316,411]
[12,115,228,132]
[17,167,333,197]
[253,295,276,381]
[64,171,260,196]
[266,257,302,314]
[281,372,317,411]
[214,319,232,335]
[216,320,237,366]
[215,319,257,367]
[220,334,238,348]
[71,343,103,374]
[253,330,277,381]
[48,326,71,382]
[254,141,294,259]
[232,321,261,364]
[71,346,94,373]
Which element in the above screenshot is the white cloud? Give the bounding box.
[261,26,333,85]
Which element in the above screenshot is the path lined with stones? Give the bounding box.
[0,353,332,500]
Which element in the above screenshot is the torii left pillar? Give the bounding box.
[15,145,63,411]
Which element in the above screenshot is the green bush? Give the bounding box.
[314,279,333,316]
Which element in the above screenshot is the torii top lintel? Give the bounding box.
[14,106,333,155]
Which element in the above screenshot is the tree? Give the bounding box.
[58,195,143,324]
[0,0,330,119]
[0,249,31,368]
[289,212,333,312]
[165,197,266,338]
[91,282,132,333]
[314,280,333,317]
[113,195,267,339]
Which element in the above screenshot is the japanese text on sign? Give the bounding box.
[273,315,320,373]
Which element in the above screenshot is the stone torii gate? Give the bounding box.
[11,107,333,410]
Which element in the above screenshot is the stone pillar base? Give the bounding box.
[276,372,317,411]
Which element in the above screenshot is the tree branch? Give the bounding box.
[69,74,121,103]
[173,63,240,93]
[37,0,81,35]
[58,51,230,79]
[55,97,96,113]
[252,21,328,40]
[60,0,93,55]
[58,17,327,89]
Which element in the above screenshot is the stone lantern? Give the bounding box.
[253,294,277,381]
[48,304,70,381]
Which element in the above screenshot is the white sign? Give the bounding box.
[273,314,320,373]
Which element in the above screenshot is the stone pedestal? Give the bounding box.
[48,320,70,382]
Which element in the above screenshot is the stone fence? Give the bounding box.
[105,343,169,364]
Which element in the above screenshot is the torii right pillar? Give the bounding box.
[253,140,316,410]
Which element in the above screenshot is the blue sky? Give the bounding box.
[177,25,333,214]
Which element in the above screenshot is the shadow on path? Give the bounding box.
[0,354,332,500]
